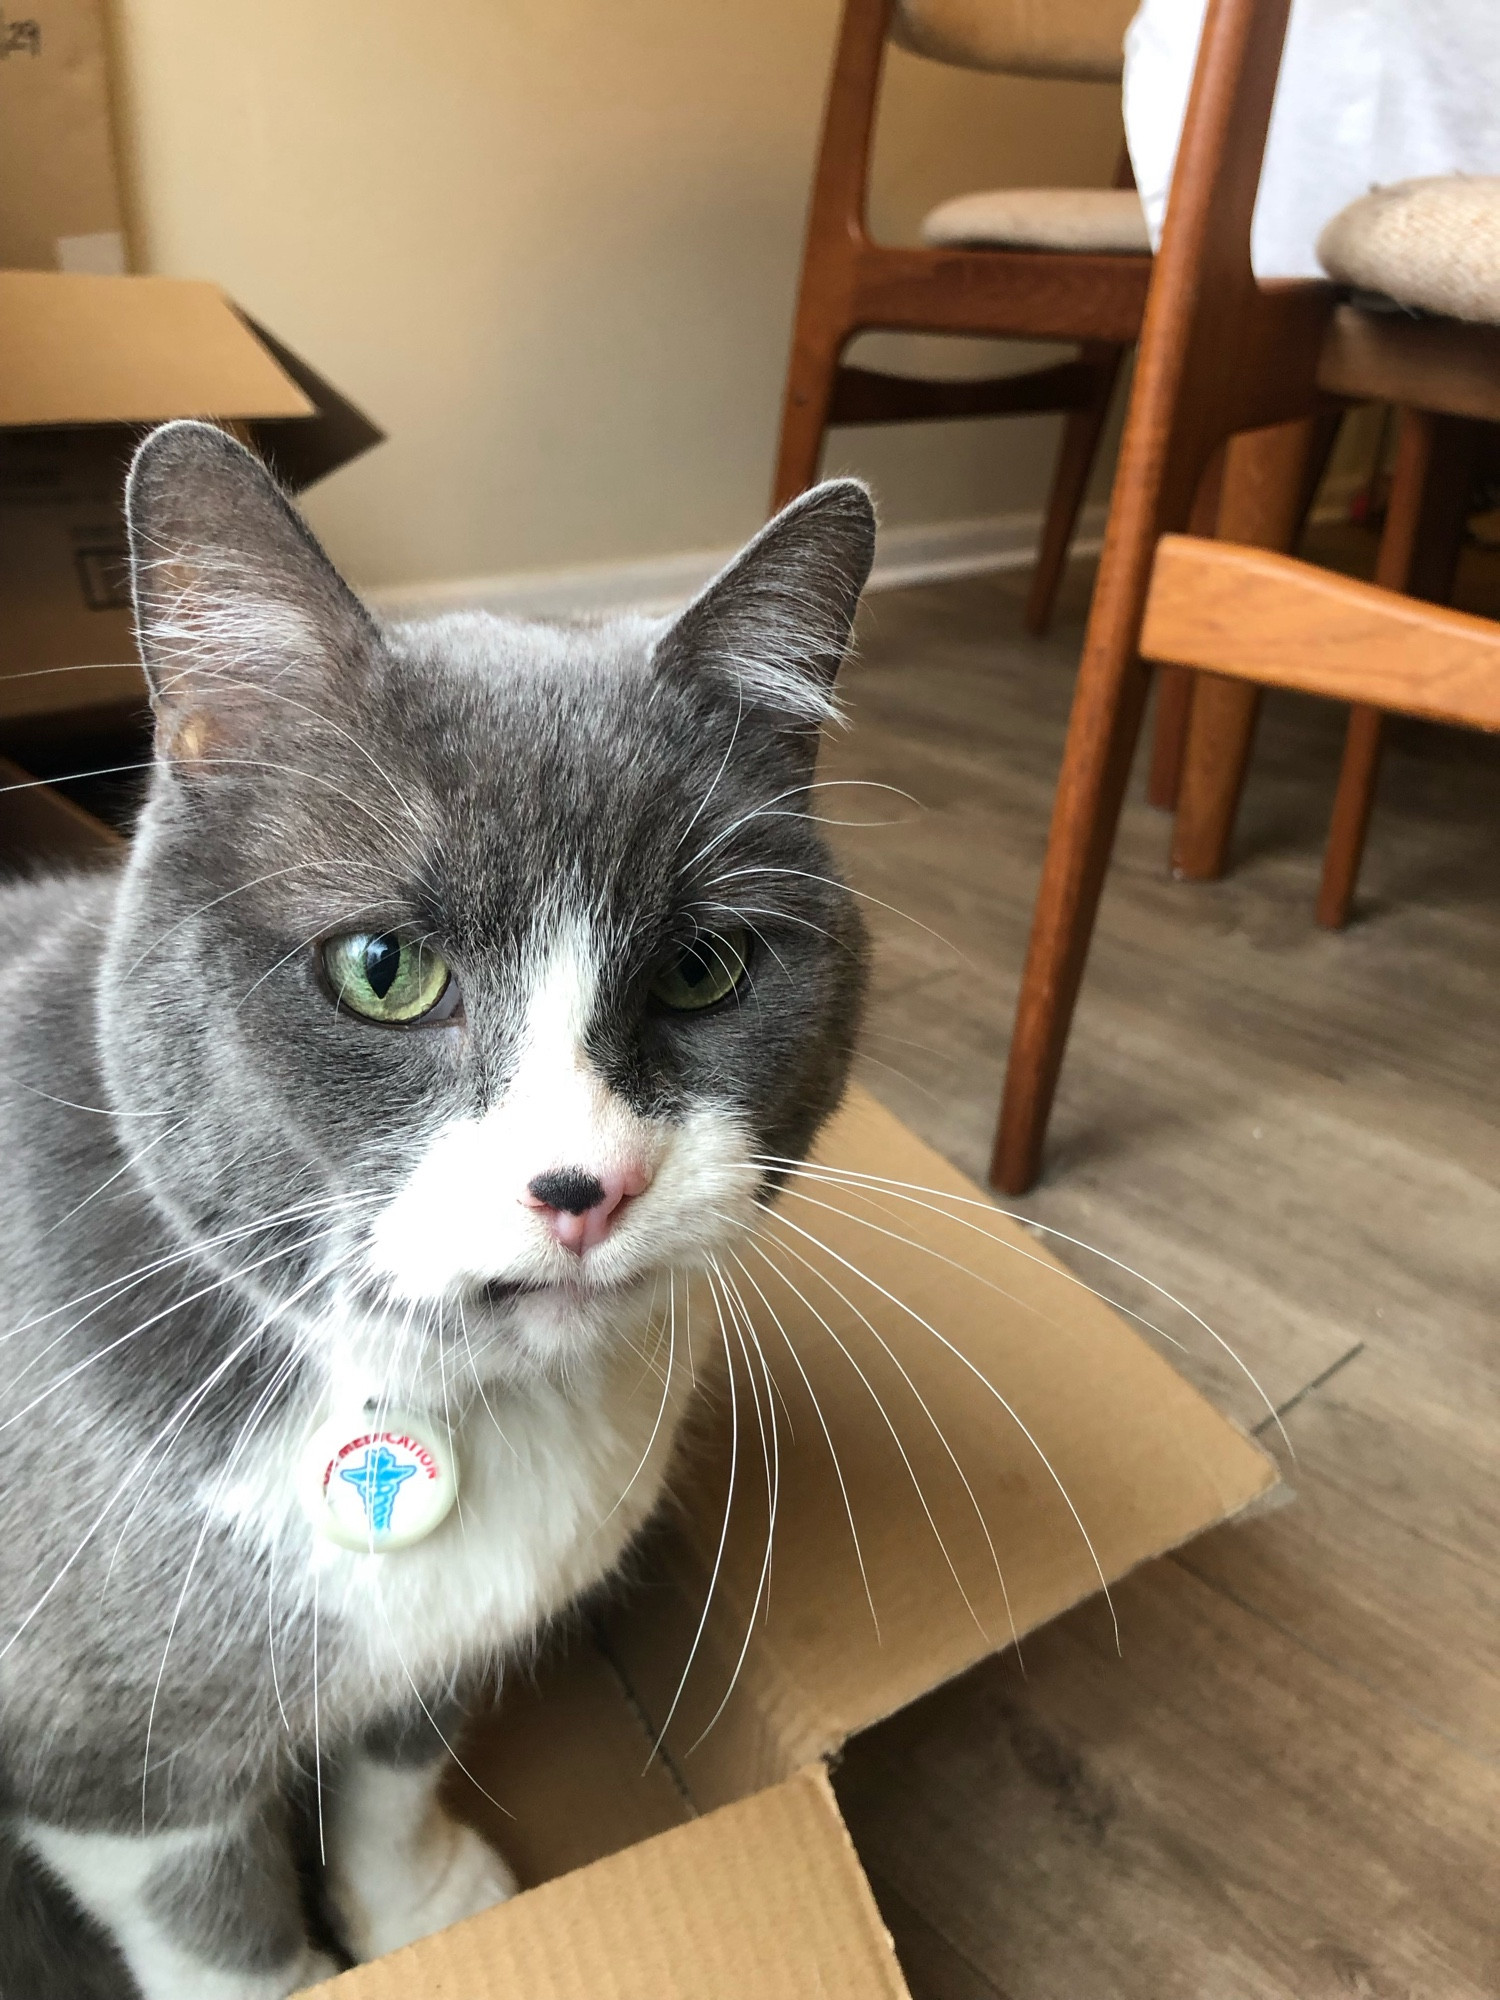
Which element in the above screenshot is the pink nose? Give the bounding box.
[523,1163,651,1254]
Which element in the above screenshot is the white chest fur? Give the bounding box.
[210,1317,694,1716]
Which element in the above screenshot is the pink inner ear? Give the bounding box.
[162,711,215,766]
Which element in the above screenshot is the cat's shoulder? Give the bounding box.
[0,862,119,939]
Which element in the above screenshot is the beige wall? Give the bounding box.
[105,0,1122,591]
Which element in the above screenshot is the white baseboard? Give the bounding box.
[360,467,1364,629]
[363,500,1110,625]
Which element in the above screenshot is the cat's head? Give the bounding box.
[104,421,873,1389]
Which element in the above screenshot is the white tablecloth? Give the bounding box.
[1124,0,1500,280]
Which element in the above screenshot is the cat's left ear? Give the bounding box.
[653,480,876,750]
[126,420,378,771]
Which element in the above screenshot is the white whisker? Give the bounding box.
[758,1157,1289,1455]
[769,1206,1120,1652]
[744,1232,994,1648]
[645,1274,740,1771]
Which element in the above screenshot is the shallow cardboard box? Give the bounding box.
[0,269,381,732]
[3,778,1277,1995]
[0,0,124,274]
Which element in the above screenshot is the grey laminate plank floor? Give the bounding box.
[819,542,1500,2000]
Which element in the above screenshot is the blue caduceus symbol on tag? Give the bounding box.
[339,1444,417,1535]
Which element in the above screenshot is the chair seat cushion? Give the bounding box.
[921,187,1151,254]
[1317,177,1500,326]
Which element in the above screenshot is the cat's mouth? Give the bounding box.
[473,1278,543,1308]
[470,1273,637,1309]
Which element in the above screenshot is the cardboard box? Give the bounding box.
[321,1083,1277,1996]
[0,270,382,733]
[1,776,1277,1998]
[0,0,126,273]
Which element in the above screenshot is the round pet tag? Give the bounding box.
[298,1407,458,1553]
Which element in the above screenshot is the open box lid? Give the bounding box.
[0,271,382,488]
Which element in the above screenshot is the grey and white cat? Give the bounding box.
[0,422,873,1998]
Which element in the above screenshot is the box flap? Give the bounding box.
[0,272,314,428]
[308,1766,908,2000]
[605,1087,1277,1804]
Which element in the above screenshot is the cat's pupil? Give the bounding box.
[363,934,402,998]
[679,947,712,990]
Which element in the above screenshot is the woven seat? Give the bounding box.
[1317,177,1500,327]
[922,186,1150,254]
[893,0,1130,80]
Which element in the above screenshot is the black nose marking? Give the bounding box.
[528,1168,606,1215]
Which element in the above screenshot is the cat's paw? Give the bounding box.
[331,1808,518,1963]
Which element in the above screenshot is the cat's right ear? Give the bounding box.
[652,480,876,743]
[126,420,377,773]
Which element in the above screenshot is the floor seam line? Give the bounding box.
[1253,1340,1366,1436]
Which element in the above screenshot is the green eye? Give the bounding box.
[650,928,750,1012]
[321,932,453,1024]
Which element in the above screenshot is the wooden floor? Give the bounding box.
[817,533,1500,2000]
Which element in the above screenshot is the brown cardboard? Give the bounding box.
[318,1768,907,2000]
[1,779,1277,1993]
[0,0,125,274]
[0,273,316,429]
[0,272,382,722]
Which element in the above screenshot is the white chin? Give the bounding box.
[487,1274,654,1368]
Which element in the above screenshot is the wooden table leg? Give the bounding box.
[1145,447,1227,809]
[1170,410,1339,877]
[1146,666,1197,808]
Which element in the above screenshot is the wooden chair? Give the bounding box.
[1169,197,1500,927]
[990,0,1333,1194]
[774,0,1150,634]
[1142,537,1500,856]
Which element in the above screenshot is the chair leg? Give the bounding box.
[769,0,889,512]
[1316,704,1383,928]
[991,647,1155,1194]
[1169,411,1338,877]
[1024,344,1126,636]
[1316,409,1476,926]
[771,330,848,510]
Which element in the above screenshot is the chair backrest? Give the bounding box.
[891,0,1137,83]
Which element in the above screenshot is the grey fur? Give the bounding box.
[143,1806,304,1972]
[0,422,873,1992]
[358,1697,468,1770]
